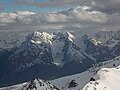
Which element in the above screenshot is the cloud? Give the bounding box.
[0,0,120,35]
[14,0,120,14]
[0,5,113,34]
[66,6,107,23]
[0,3,4,11]
[15,0,92,8]
[0,5,120,32]
[92,0,120,14]
[0,11,35,25]
[50,0,92,6]
[13,0,120,15]
[0,6,107,26]
[15,0,66,8]
[48,0,120,15]
[49,0,120,14]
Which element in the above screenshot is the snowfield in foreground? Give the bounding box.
[83,66,120,90]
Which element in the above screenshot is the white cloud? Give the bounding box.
[67,6,107,23]
[16,11,35,15]
[0,11,35,25]
[1,5,120,32]
[0,6,107,26]
[0,13,17,25]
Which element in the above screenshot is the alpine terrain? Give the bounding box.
[0,30,120,88]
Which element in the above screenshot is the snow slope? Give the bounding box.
[83,66,120,90]
[51,56,120,90]
[0,79,58,90]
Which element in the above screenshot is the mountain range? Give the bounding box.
[0,30,120,87]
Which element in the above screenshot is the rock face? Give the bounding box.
[0,30,120,87]
[111,41,120,56]
[0,47,17,78]
[68,80,78,88]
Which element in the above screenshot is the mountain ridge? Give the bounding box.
[0,30,120,87]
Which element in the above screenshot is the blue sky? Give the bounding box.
[0,0,67,13]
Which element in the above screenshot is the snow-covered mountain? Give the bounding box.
[0,30,120,87]
[0,31,95,86]
[0,79,59,90]
[75,34,112,62]
[7,31,94,73]
[1,55,120,90]
[0,32,26,49]
[94,30,120,57]
[94,31,116,43]
[94,30,120,47]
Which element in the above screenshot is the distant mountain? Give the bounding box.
[94,30,120,57]
[75,34,112,62]
[94,30,120,46]
[0,30,120,87]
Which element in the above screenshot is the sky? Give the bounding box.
[0,0,69,13]
[0,0,120,33]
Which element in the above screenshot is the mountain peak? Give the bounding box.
[90,38,101,46]
[52,31,75,42]
[26,31,53,45]
[65,32,75,42]
[21,79,59,90]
